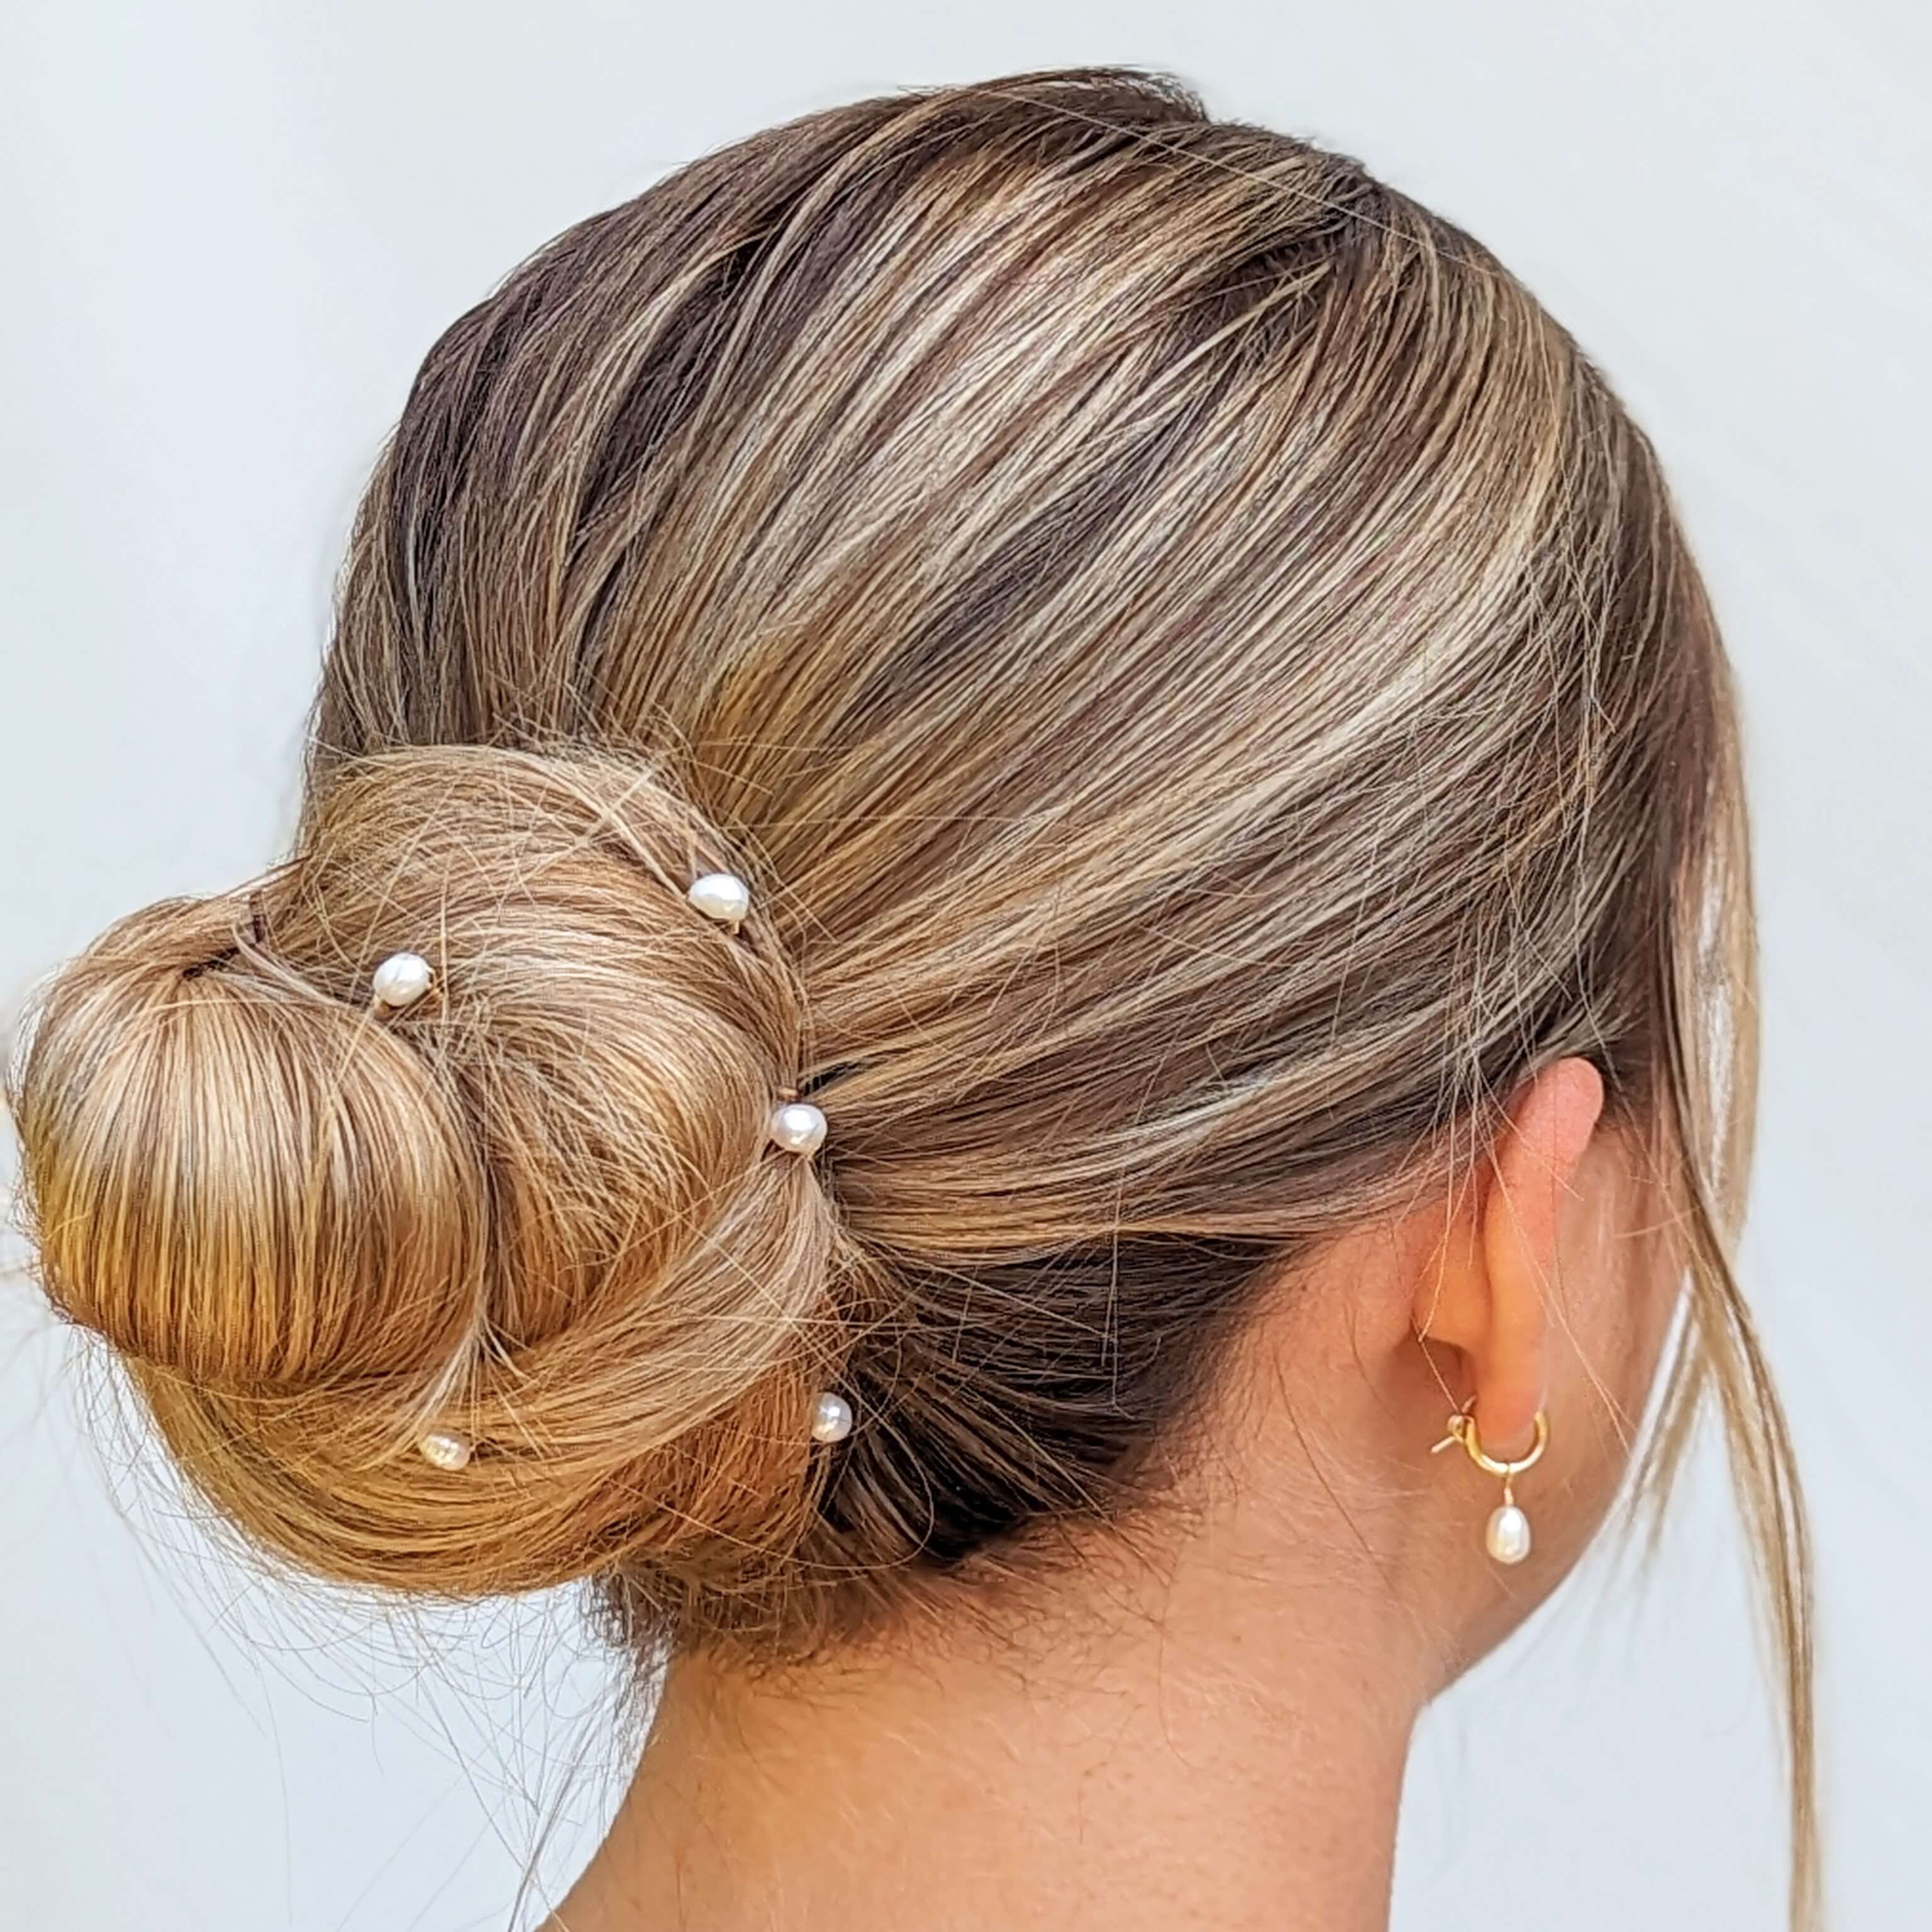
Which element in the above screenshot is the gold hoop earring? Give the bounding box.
[1431,1404,1550,1566]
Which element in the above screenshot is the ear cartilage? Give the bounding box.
[371,952,435,1012]
[768,1101,828,1157]
[687,871,752,930]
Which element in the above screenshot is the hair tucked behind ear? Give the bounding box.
[8,67,1812,1921]
[13,747,854,1604]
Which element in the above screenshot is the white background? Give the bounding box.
[2,4,1926,1928]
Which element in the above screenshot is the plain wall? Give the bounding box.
[3,4,1926,1927]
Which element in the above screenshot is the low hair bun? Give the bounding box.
[10,747,850,1602]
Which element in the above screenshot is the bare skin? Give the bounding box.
[546,1060,1676,1932]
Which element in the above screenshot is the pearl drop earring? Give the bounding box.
[769,1100,828,1157]
[371,951,434,1012]
[1431,1405,1549,1566]
[687,870,752,931]
[810,1391,853,1443]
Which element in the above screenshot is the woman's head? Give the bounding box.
[9,62,1805,1890]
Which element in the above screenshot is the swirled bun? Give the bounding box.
[11,747,846,1599]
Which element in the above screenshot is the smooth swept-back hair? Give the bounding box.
[9,69,1811,1916]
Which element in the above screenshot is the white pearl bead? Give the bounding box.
[769,1100,828,1156]
[418,1428,473,1471]
[371,951,434,1011]
[1485,1502,1532,1565]
[687,871,752,927]
[810,1391,853,1444]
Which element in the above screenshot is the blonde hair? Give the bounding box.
[8,69,1811,1918]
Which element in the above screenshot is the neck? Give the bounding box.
[548,1526,1427,1932]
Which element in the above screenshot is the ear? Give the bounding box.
[1411,1058,1606,1458]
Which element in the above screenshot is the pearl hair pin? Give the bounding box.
[371,951,434,1013]
[811,1392,854,1444]
[769,1100,828,1157]
[417,1401,847,1472]
[391,862,841,1484]
[417,1428,474,1471]
[687,870,752,931]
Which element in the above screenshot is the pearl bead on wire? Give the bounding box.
[418,1428,473,1471]
[687,870,752,930]
[769,1100,828,1157]
[371,951,434,1012]
[810,1392,854,1444]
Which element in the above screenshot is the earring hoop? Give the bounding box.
[1433,1406,1548,1480]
